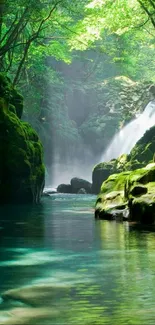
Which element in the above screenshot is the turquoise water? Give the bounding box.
[0,194,155,324]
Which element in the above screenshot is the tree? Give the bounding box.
[137,0,155,28]
[67,0,155,52]
[0,0,90,84]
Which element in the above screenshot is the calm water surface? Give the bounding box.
[0,194,155,324]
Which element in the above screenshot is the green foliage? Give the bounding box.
[1,0,155,169]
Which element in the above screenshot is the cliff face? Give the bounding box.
[79,76,153,156]
[0,74,45,204]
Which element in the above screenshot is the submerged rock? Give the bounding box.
[0,74,45,204]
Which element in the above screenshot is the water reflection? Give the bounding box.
[1,195,155,324]
[0,203,45,240]
[95,220,155,324]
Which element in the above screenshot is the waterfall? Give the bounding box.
[100,100,155,162]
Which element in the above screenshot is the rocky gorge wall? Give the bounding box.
[0,74,45,204]
[79,76,154,156]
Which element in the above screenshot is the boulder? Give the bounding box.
[95,171,130,220]
[92,154,128,194]
[95,163,155,225]
[0,74,45,204]
[125,163,155,224]
[70,177,92,193]
[57,184,72,193]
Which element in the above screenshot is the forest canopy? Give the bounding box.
[0,0,154,84]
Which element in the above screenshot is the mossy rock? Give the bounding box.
[93,124,155,195]
[95,163,155,224]
[95,171,130,220]
[92,154,128,194]
[0,75,45,204]
[129,195,155,224]
[125,163,155,199]
[129,125,155,164]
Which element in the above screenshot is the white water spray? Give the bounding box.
[100,101,155,162]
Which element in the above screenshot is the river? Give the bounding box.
[0,194,155,324]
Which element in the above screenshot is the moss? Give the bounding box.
[22,122,39,141]
[0,75,45,204]
[129,126,155,164]
[10,88,23,119]
[8,104,16,114]
[100,171,130,194]
[95,171,130,220]
[95,163,155,224]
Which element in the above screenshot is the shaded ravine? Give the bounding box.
[1,194,155,324]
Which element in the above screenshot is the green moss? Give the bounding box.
[22,122,39,141]
[0,75,45,204]
[95,171,130,220]
[101,171,130,194]
[129,126,155,164]
[95,163,155,223]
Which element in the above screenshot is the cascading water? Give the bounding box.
[100,100,155,162]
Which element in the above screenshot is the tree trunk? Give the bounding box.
[0,0,5,41]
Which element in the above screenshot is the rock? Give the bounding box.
[57,178,92,194]
[93,123,155,196]
[92,162,116,194]
[57,184,72,193]
[125,163,155,224]
[0,74,45,204]
[2,284,71,306]
[1,284,72,324]
[80,76,152,157]
[95,171,130,220]
[92,154,128,194]
[130,185,147,197]
[78,188,87,194]
[129,124,155,165]
[95,163,155,224]
[129,197,155,224]
[149,84,155,96]
[70,177,92,194]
